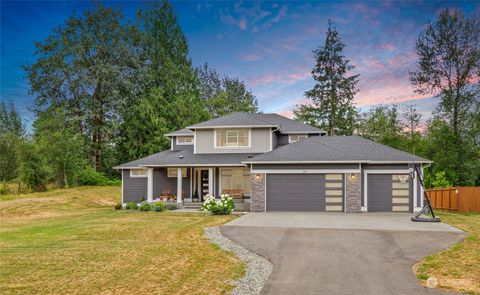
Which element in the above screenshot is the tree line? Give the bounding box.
[0,4,478,193]
[294,10,480,187]
[0,0,258,192]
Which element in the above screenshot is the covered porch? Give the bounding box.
[143,166,251,210]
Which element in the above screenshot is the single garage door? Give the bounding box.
[367,174,412,212]
[266,174,344,212]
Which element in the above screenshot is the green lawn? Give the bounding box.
[416,211,480,294]
[0,186,244,295]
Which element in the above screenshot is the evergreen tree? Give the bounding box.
[197,63,258,118]
[294,20,359,135]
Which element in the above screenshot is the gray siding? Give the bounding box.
[275,133,320,145]
[195,128,271,154]
[123,170,147,203]
[171,136,194,151]
[122,168,191,203]
[253,163,359,170]
[272,131,277,148]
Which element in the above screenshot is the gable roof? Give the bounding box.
[164,128,194,137]
[243,136,431,163]
[187,112,325,134]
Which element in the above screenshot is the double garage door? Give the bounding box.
[266,173,413,212]
[266,174,344,212]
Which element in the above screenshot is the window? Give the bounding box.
[167,168,187,178]
[130,169,147,177]
[176,136,193,145]
[288,134,308,143]
[215,129,249,147]
[221,168,250,194]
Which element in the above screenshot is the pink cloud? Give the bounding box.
[378,43,396,51]
[242,53,261,62]
[249,67,311,86]
[238,18,247,30]
[277,110,294,118]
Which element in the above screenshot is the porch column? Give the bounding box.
[147,168,153,203]
[208,167,214,197]
[177,168,183,204]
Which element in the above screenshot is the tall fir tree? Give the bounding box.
[294,20,359,136]
[117,0,208,161]
[402,101,422,154]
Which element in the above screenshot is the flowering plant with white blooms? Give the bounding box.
[201,194,235,215]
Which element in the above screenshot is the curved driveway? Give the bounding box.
[222,213,465,295]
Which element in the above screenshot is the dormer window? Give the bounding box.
[288,134,308,143]
[215,129,250,147]
[176,136,193,145]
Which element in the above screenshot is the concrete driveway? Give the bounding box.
[222,212,465,295]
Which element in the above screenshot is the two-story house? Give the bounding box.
[114,112,431,213]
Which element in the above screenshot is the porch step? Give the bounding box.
[183,203,203,209]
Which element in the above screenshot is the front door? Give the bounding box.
[195,169,209,201]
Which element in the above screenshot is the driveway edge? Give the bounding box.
[204,226,273,295]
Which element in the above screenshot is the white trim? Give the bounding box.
[288,134,308,143]
[147,168,153,203]
[189,125,277,129]
[243,160,432,164]
[121,170,124,204]
[269,128,273,151]
[363,169,411,213]
[176,136,194,145]
[193,132,197,154]
[177,168,183,204]
[170,138,173,151]
[141,164,246,167]
[420,166,425,208]
[164,132,193,137]
[130,168,148,178]
[251,169,361,174]
[214,128,252,149]
[208,167,214,196]
[283,131,326,134]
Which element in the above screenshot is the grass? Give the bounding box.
[0,186,245,295]
[416,211,480,294]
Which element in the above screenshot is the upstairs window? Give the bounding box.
[176,136,193,145]
[288,134,308,143]
[215,129,249,147]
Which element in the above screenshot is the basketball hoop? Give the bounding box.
[398,175,409,183]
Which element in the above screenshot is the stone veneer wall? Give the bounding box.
[346,173,362,212]
[250,173,266,212]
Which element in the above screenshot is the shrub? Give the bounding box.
[77,166,120,186]
[114,203,122,210]
[202,194,234,215]
[164,204,177,211]
[125,201,138,210]
[154,202,164,212]
[139,201,153,211]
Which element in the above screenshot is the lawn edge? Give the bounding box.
[204,226,273,295]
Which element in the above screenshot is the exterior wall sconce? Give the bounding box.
[350,173,357,180]
[255,174,261,181]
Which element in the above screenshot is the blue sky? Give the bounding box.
[1,1,478,127]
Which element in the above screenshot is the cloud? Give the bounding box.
[249,67,310,86]
[242,53,261,62]
[218,1,288,32]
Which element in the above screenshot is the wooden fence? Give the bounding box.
[426,187,480,213]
